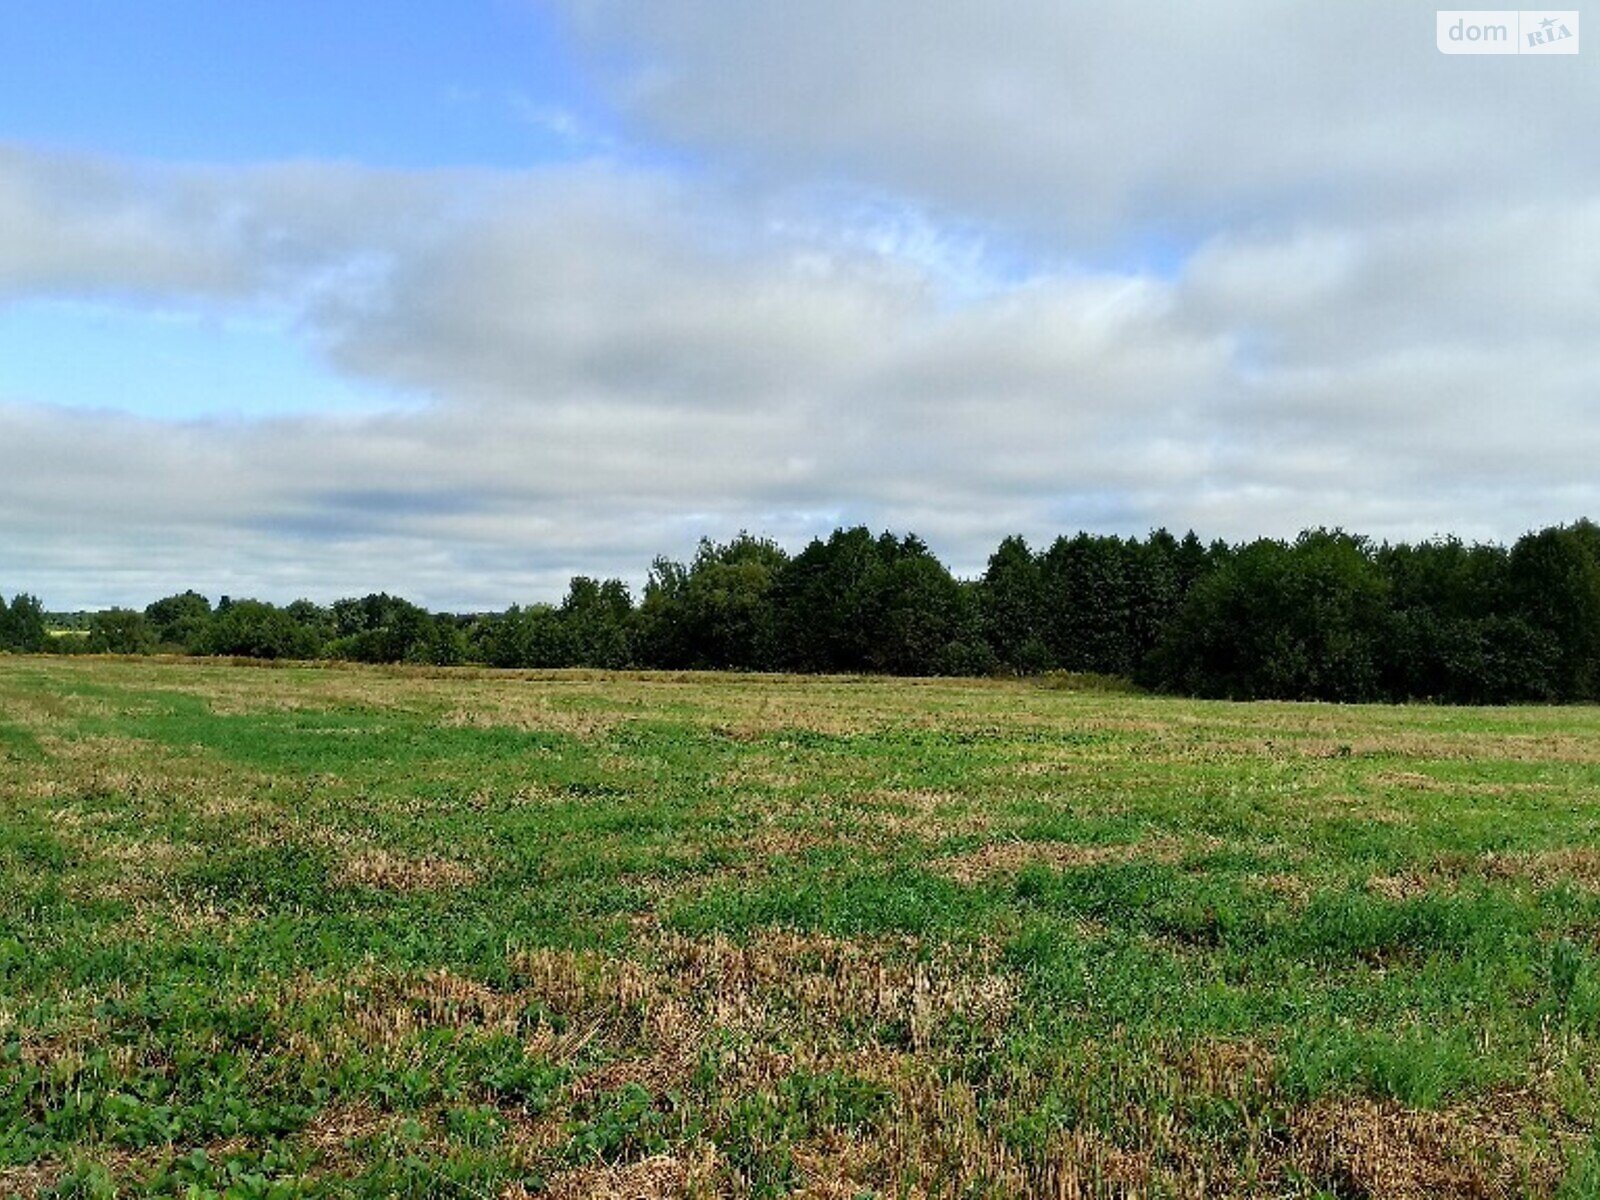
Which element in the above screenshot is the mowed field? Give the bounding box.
[5,659,1600,1198]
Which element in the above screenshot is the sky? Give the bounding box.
[2,1,1598,610]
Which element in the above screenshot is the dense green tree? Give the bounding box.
[1041,534,1138,675]
[1379,539,1510,619]
[326,593,463,665]
[285,600,336,648]
[1373,539,1545,702]
[144,591,214,651]
[194,600,320,660]
[868,552,989,675]
[772,529,957,672]
[635,557,692,668]
[86,608,157,655]
[8,517,1599,696]
[1509,523,1600,701]
[470,604,572,668]
[772,527,886,672]
[638,536,788,670]
[1147,531,1389,701]
[1126,531,1184,667]
[979,536,1052,672]
[1173,531,1214,595]
[681,536,788,670]
[560,577,634,669]
[0,593,48,653]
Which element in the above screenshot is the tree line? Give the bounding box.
[6,519,1599,703]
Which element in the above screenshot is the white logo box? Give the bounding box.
[1437,9,1579,53]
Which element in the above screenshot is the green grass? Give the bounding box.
[3,656,1600,1196]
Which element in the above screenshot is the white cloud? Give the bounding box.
[561,1,1599,243]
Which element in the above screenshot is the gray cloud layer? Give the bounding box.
[563,0,1600,240]
[3,4,1599,606]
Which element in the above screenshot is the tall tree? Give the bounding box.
[1510,523,1600,701]
[1041,534,1136,675]
[773,527,889,672]
[0,594,48,653]
[144,591,213,650]
[979,535,1051,672]
[195,600,320,661]
[636,557,692,668]
[676,535,788,670]
[561,577,634,669]
[1148,531,1389,701]
[87,609,156,655]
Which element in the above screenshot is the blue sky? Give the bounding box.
[2,2,1597,607]
[0,2,604,168]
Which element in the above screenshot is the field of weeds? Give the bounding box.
[4,656,1600,1197]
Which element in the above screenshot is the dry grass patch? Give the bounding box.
[335,847,479,893]
[654,930,1014,1049]
[26,739,282,828]
[436,702,619,739]
[339,969,530,1050]
[1367,848,1600,901]
[1373,770,1458,793]
[0,1163,61,1199]
[503,932,1016,1105]
[1290,1093,1570,1200]
[1366,872,1443,902]
[1180,1037,1277,1099]
[296,1100,394,1172]
[567,995,707,1103]
[815,1067,1163,1199]
[1252,872,1316,904]
[531,1144,722,1200]
[932,835,1222,885]
[711,824,838,868]
[847,788,994,839]
[94,836,189,870]
[1483,848,1600,890]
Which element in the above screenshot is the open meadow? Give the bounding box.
[5,656,1600,1197]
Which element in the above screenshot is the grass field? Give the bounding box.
[5,657,1600,1197]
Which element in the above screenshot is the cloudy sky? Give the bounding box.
[2,2,1597,609]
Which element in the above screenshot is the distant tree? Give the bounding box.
[635,557,692,668]
[770,529,989,676]
[0,594,48,653]
[1126,531,1184,668]
[1372,538,1544,702]
[676,535,787,670]
[1041,534,1137,675]
[774,528,921,672]
[326,593,463,665]
[471,604,572,668]
[1378,538,1510,620]
[560,577,634,668]
[774,527,858,672]
[144,591,213,651]
[1509,523,1600,701]
[1147,531,1388,701]
[195,600,319,660]
[979,536,1052,672]
[86,609,156,655]
[18,516,1600,697]
[1173,531,1213,596]
[285,600,336,650]
[868,551,985,675]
